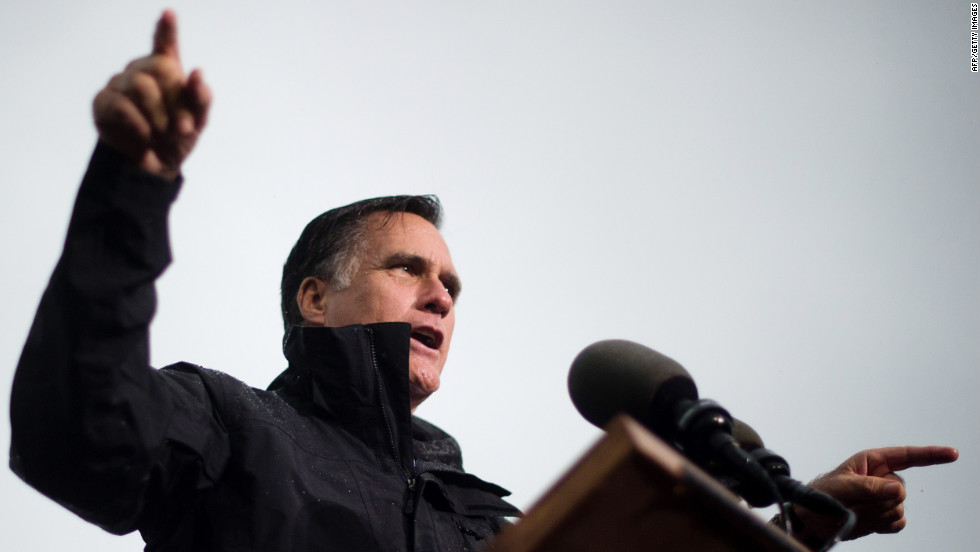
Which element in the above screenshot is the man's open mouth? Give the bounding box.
[411,328,441,350]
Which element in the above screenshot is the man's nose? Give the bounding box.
[420,278,452,316]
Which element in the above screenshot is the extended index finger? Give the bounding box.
[152,9,180,59]
[868,446,959,475]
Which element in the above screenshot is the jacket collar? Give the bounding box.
[274,322,416,474]
[272,323,517,506]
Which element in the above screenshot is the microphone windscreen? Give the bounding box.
[731,418,765,451]
[568,339,698,434]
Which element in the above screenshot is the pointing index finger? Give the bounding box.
[869,446,959,475]
[152,9,180,60]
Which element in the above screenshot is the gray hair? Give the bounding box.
[280,195,443,331]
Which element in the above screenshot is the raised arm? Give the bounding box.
[9,11,225,534]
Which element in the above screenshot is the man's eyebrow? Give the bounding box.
[384,252,462,296]
[384,252,425,266]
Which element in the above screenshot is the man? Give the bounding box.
[10,10,516,551]
[9,10,957,552]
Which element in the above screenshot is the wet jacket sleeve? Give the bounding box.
[9,143,230,534]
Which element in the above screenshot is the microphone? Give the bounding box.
[731,418,851,518]
[567,339,780,507]
[567,339,695,438]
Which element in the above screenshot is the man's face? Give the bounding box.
[313,212,459,410]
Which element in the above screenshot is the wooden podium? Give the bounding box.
[486,416,809,552]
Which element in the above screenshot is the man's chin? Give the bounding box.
[408,371,440,411]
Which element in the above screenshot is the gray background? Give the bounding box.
[1,1,976,550]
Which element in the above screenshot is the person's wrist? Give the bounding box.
[770,506,827,550]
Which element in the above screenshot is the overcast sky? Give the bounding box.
[1,2,977,551]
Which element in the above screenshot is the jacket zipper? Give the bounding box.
[365,328,419,540]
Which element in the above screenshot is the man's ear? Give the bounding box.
[296,276,330,326]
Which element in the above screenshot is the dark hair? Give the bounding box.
[280,195,443,330]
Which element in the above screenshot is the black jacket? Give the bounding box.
[10,144,519,551]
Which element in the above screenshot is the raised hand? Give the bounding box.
[798,446,959,541]
[93,10,211,180]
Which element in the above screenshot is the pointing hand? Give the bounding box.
[93,10,211,180]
